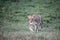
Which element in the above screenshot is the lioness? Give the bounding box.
[28,14,43,32]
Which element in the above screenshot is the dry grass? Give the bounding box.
[0,31,60,40]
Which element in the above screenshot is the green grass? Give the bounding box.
[0,0,60,40]
[0,21,60,40]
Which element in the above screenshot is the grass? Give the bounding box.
[1,30,60,40]
[0,0,60,40]
[0,21,60,40]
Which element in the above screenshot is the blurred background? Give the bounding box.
[0,0,60,40]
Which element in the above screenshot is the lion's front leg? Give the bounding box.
[29,24,34,32]
[34,24,38,32]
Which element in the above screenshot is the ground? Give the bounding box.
[0,22,60,40]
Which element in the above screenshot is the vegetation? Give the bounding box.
[0,0,60,40]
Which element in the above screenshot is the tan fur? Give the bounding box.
[28,14,43,32]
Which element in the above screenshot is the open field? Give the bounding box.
[0,22,60,40]
[0,0,60,40]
